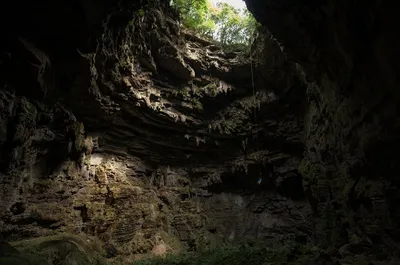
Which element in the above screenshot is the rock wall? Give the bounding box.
[3,0,399,263]
[0,148,311,260]
[0,0,311,261]
[245,0,400,261]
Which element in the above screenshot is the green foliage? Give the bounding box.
[136,9,145,17]
[211,3,258,48]
[171,0,213,36]
[170,0,259,48]
[2,236,322,265]
[132,243,321,265]
[208,92,267,135]
[171,87,203,110]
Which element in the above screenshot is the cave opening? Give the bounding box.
[170,0,258,52]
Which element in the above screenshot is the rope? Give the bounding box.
[250,36,267,183]
[249,39,259,152]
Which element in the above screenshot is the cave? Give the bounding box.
[0,0,400,264]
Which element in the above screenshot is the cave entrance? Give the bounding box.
[170,0,258,52]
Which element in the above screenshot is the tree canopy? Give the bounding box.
[170,0,259,50]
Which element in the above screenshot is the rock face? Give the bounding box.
[0,0,310,261]
[245,0,400,260]
[0,234,105,265]
[2,0,399,263]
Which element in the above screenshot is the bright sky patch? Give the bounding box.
[210,0,247,10]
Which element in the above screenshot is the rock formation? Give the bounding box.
[0,0,399,264]
[0,0,310,262]
[245,0,400,263]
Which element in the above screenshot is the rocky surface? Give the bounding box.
[1,0,399,264]
[0,234,105,265]
[0,0,310,262]
[245,0,400,262]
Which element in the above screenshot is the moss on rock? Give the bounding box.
[18,98,37,124]
[298,159,320,189]
[72,122,85,152]
[131,242,321,265]
[1,234,106,265]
